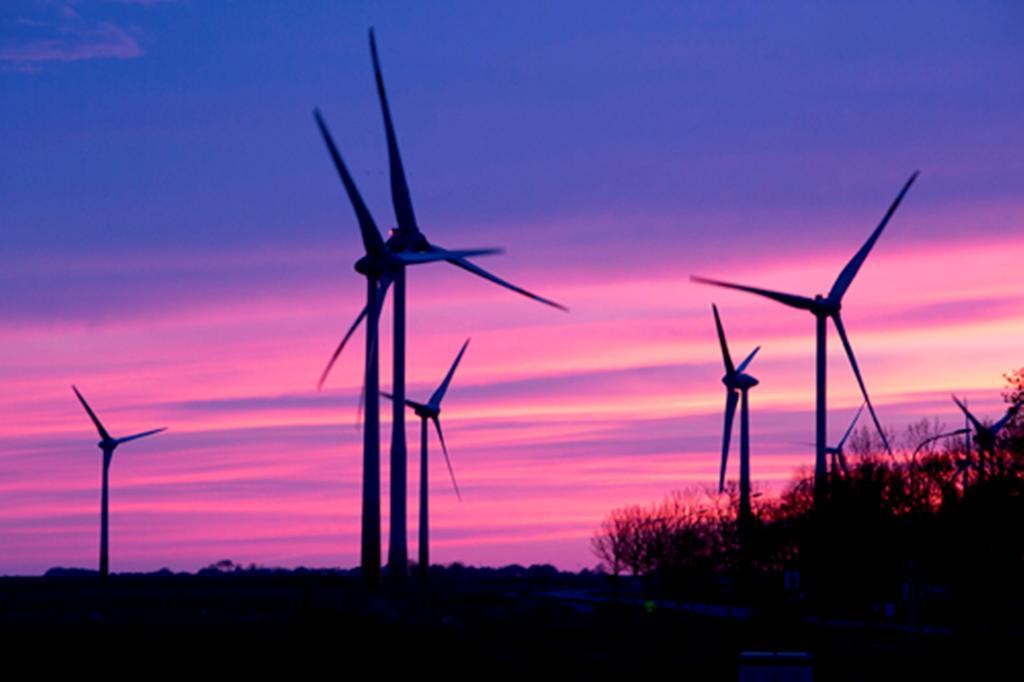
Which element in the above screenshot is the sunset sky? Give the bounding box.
[2,1,1022,574]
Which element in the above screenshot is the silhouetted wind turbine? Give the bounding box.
[313,111,489,582]
[317,30,566,578]
[72,386,165,580]
[693,172,918,505]
[952,395,1020,481]
[712,305,761,527]
[383,338,469,579]
[828,404,864,477]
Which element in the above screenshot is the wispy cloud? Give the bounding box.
[1,2,143,68]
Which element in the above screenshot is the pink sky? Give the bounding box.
[2,198,1023,574]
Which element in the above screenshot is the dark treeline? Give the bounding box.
[592,370,1024,631]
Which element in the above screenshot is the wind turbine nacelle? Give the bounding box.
[386,230,430,253]
[725,373,759,390]
[414,405,439,419]
[815,294,841,315]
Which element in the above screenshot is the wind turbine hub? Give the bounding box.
[813,294,840,316]
[386,231,431,253]
[354,253,399,278]
[354,255,372,275]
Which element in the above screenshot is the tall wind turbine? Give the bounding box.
[952,395,1020,481]
[384,338,469,578]
[313,111,490,582]
[317,30,566,578]
[72,386,165,580]
[712,305,761,527]
[693,172,918,504]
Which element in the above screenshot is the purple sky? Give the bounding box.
[1,1,1023,574]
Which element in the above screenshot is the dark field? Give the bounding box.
[0,566,1016,680]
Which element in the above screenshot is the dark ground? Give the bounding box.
[0,566,1014,679]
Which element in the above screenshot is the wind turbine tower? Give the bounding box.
[72,386,166,580]
[384,339,469,578]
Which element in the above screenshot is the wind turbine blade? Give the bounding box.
[833,314,891,455]
[913,429,969,459]
[381,392,426,412]
[952,395,987,435]
[72,386,111,442]
[429,338,471,407]
[369,29,421,238]
[430,244,504,259]
[366,273,393,367]
[116,427,167,445]
[446,257,568,311]
[992,403,1021,435]
[354,274,393,429]
[941,428,971,444]
[719,390,739,494]
[317,306,369,391]
[400,248,503,264]
[735,346,760,375]
[353,274,393,429]
[837,403,866,450]
[838,450,850,477]
[711,304,735,376]
[828,171,918,301]
[318,270,392,392]
[376,273,394,315]
[432,417,461,500]
[691,276,817,312]
[313,109,386,257]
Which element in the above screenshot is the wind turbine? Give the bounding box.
[383,338,469,578]
[693,172,918,505]
[712,304,761,527]
[313,111,491,582]
[952,395,1020,481]
[828,404,865,477]
[316,30,566,578]
[72,386,165,580]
